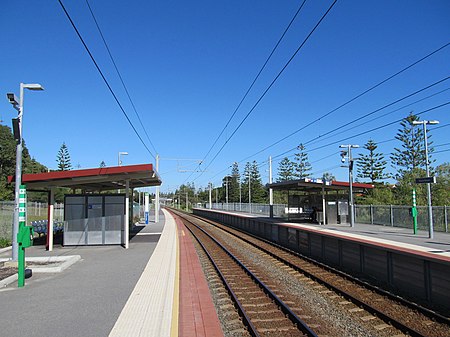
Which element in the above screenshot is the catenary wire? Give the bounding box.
[183,0,309,184]
[263,77,449,160]
[199,0,339,175]
[57,0,156,160]
[206,119,450,186]
[307,87,450,146]
[200,0,308,163]
[85,0,158,155]
[236,43,450,164]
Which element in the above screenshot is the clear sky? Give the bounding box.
[1,0,449,193]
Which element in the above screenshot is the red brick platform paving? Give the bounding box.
[175,216,224,337]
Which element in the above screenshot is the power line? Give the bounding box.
[236,43,450,163]
[301,101,450,157]
[208,111,449,186]
[57,0,156,160]
[183,0,309,185]
[85,0,158,155]
[307,87,450,146]
[200,0,308,163]
[267,77,449,159]
[201,0,338,174]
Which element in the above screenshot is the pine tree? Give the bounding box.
[277,157,294,182]
[229,162,240,202]
[56,142,72,171]
[242,162,252,203]
[250,161,267,203]
[357,139,389,183]
[322,172,336,181]
[390,113,432,178]
[293,143,312,179]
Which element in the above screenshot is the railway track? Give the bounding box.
[180,212,316,336]
[170,209,450,337]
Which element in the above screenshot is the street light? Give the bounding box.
[411,119,439,239]
[7,83,44,261]
[340,144,359,227]
[118,151,128,166]
[248,171,251,214]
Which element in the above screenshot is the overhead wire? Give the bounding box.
[252,101,449,172]
[259,76,450,161]
[57,0,156,160]
[85,0,158,155]
[307,87,450,147]
[235,43,450,163]
[203,98,449,187]
[183,0,309,184]
[200,0,308,163]
[199,0,339,175]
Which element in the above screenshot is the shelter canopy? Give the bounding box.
[9,164,161,191]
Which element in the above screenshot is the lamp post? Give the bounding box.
[118,151,128,166]
[340,144,359,227]
[117,151,128,193]
[412,120,439,239]
[248,171,251,214]
[7,83,44,261]
[224,176,229,209]
[233,162,242,211]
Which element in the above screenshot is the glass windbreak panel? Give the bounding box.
[105,196,125,204]
[105,214,123,231]
[66,205,85,221]
[105,204,124,217]
[66,218,86,232]
[87,216,102,231]
[65,196,85,205]
[88,196,103,205]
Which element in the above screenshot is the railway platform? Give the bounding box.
[195,208,450,258]
[193,208,450,314]
[0,208,223,337]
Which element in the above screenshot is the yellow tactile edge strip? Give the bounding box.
[109,208,177,337]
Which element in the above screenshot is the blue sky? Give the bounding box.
[1,0,449,193]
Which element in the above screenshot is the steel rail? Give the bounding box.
[188,212,449,337]
[172,209,318,337]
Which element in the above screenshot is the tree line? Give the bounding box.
[177,112,448,207]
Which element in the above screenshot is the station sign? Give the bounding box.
[415,176,436,184]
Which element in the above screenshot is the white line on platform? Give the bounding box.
[135,232,163,236]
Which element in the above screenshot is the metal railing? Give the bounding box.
[205,202,287,217]
[355,204,449,232]
[198,202,449,233]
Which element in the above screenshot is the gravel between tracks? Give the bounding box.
[215,228,382,337]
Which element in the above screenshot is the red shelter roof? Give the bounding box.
[8,164,161,191]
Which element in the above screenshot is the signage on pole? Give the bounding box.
[144,193,149,225]
[415,176,436,184]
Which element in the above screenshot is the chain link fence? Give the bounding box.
[1,200,142,241]
[0,201,65,241]
[355,204,449,232]
[200,202,449,233]
[206,202,287,217]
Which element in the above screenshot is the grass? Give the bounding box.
[0,237,11,248]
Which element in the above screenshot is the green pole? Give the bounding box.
[18,185,26,287]
[412,188,418,235]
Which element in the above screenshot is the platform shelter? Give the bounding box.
[9,164,161,250]
[269,178,373,224]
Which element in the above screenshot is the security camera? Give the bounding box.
[341,157,346,163]
[7,93,19,106]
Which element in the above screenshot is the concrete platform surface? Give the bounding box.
[0,212,165,337]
